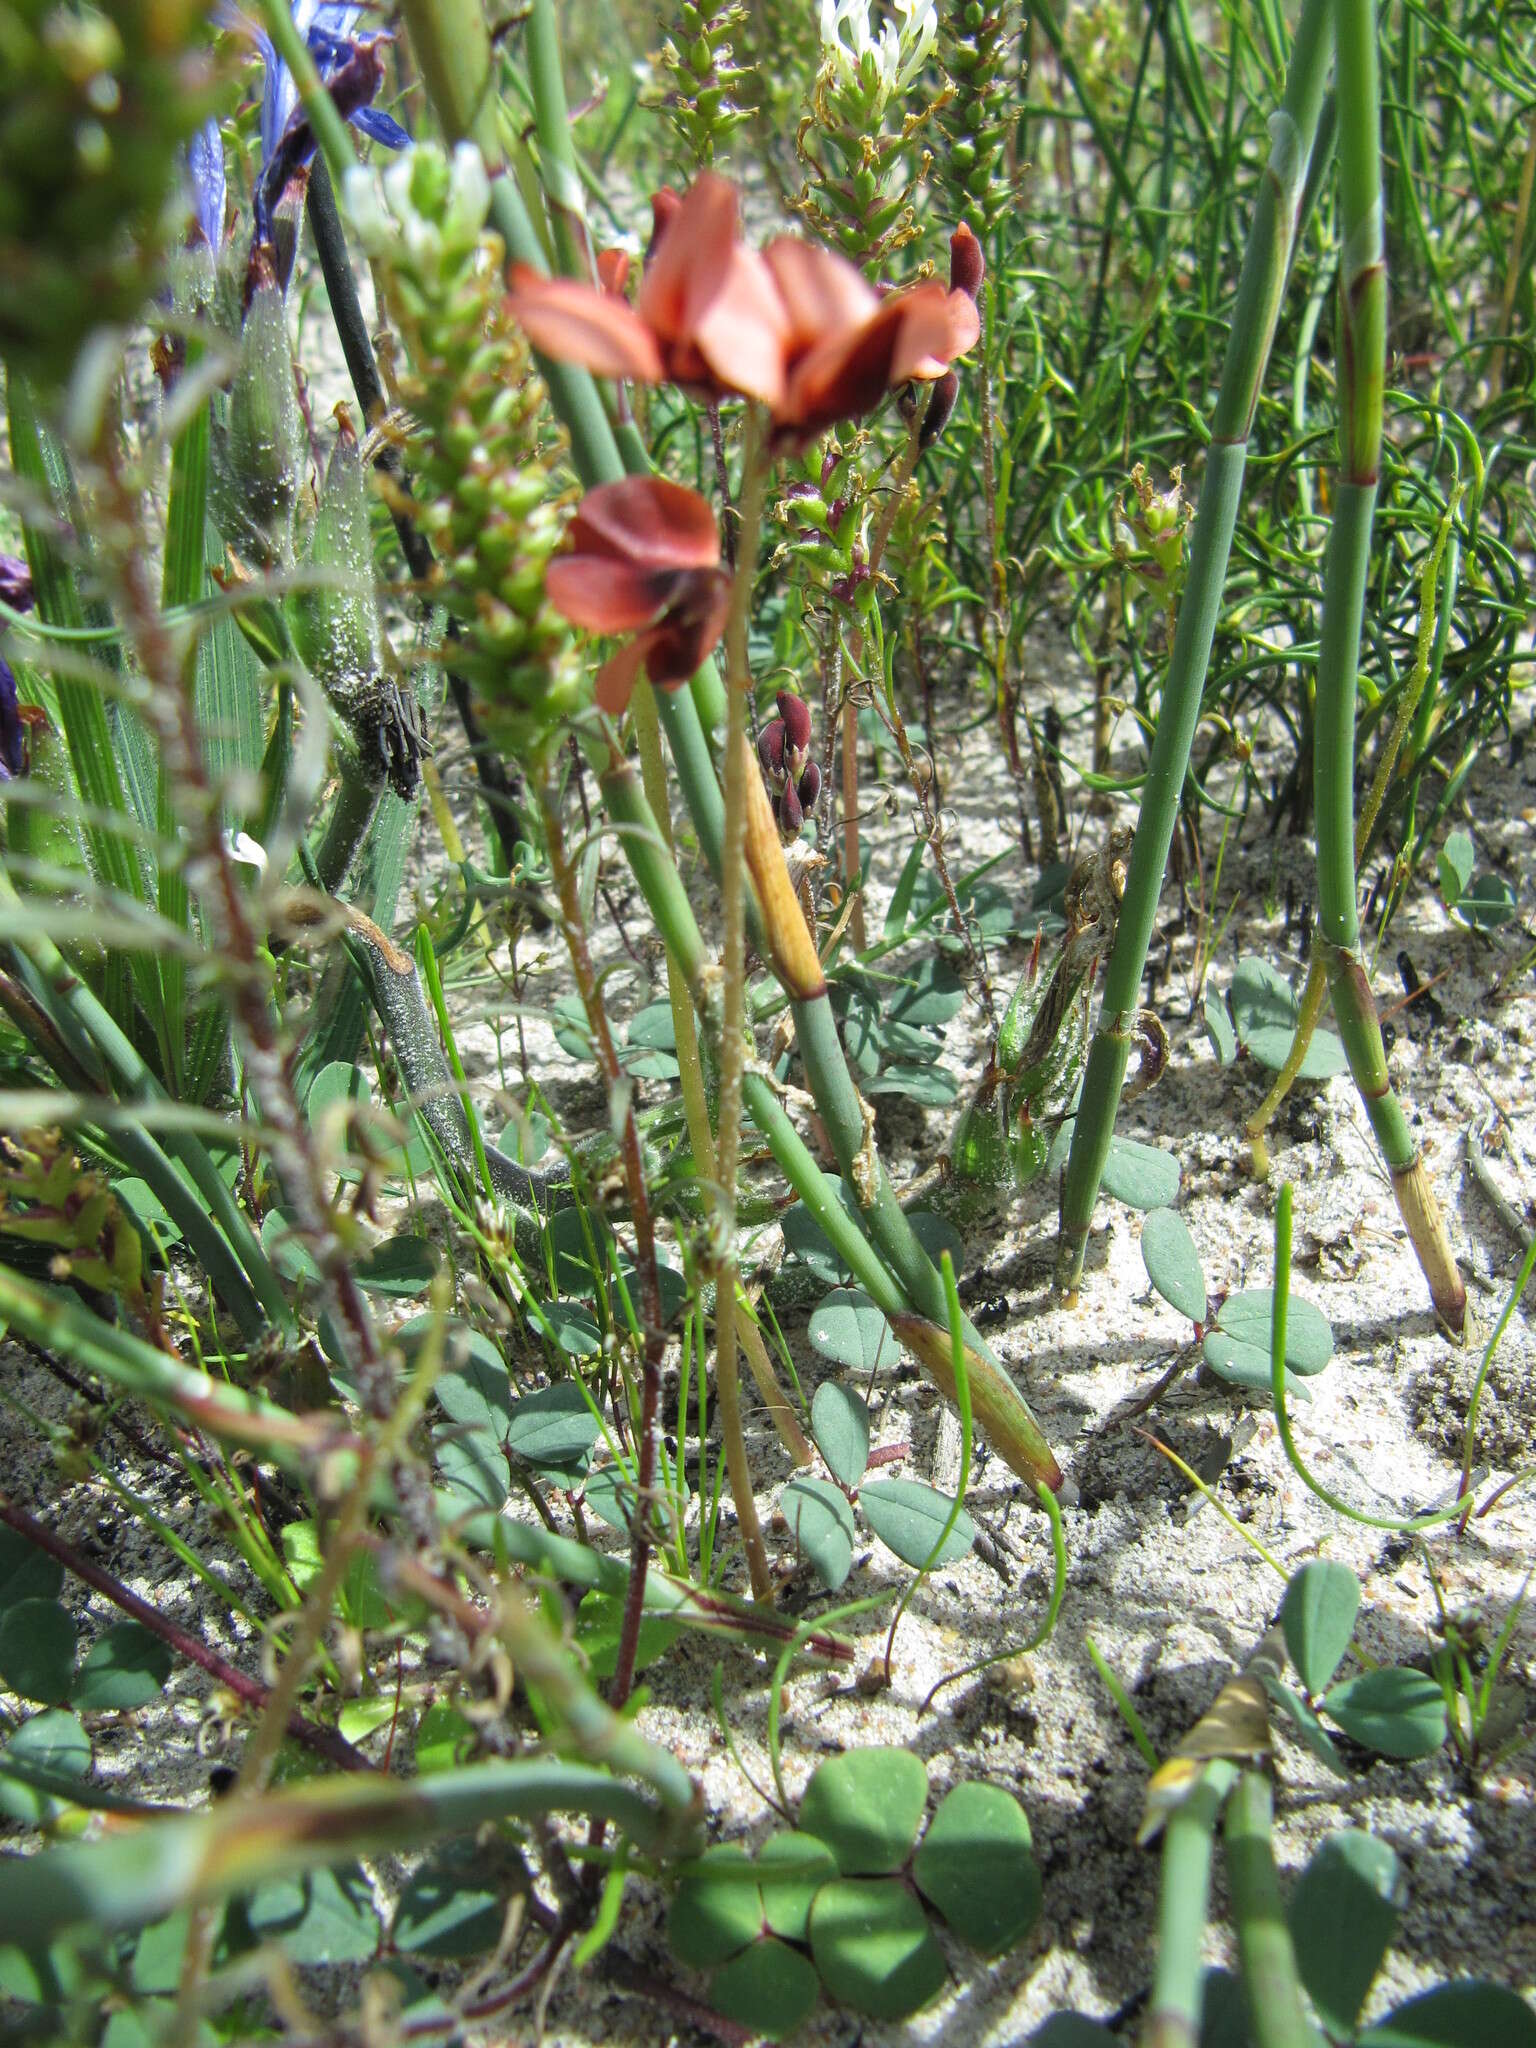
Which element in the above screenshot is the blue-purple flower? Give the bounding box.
[1,555,37,783]
[187,118,228,251]
[244,2,409,242]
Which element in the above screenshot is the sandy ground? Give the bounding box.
[3,624,1533,2045]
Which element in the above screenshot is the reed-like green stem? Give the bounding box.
[1224,1770,1314,2048]
[710,403,772,1599]
[0,1752,691,1953]
[1143,1761,1239,2048]
[1056,0,1334,1301]
[1247,497,1460,1166]
[1312,0,1464,1332]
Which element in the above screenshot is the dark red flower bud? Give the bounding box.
[596,247,631,298]
[797,760,821,814]
[919,370,960,450]
[776,690,812,756]
[949,223,985,303]
[758,718,787,778]
[647,188,683,265]
[778,780,804,836]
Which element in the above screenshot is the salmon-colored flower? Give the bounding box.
[544,477,731,718]
[506,173,979,445]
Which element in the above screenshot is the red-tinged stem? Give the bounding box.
[0,1494,372,1775]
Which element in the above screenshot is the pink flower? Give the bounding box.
[506,174,979,445]
[544,477,731,719]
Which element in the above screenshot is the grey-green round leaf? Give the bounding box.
[261,1208,320,1285]
[0,1531,63,1612]
[780,1477,857,1592]
[860,1479,974,1569]
[0,1709,90,1826]
[1322,1668,1448,1759]
[709,1936,820,2039]
[0,1598,77,1705]
[394,1841,505,1958]
[419,1322,512,1435]
[808,1289,894,1374]
[1102,1136,1180,1210]
[504,1383,601,1475]
[305,1059,371,1119]
[1230,956,1297,1038]
[1456,873,1516,931]
[245,1865,379,1964]
[582,1465,633,1534]
[1198,1967,1254,2048]
[1436,830,1475,906]
[1204,988,1237,1066]
[756,1831,839,1944]
[1281,1561,1360,1694]
[811,1381,870,1488]
[541,1299,602,1359]
[909,1210,964,1273]
[864,1063,958,1106]
[354,1235,436,1298]
[1357,1982,1536,2048]
[782,1174,860,1286]
[913,1782,1041,1957]
[808,1877,946,2020]
[70,1623,172,1712]
[1289,1830,1401,2038]
[1141,1209,1207,1323]
[1244,1023,1348,1079]
[799,1747,928,1875]
[1209,1288,1334,1382]
[667,1846,762,1968]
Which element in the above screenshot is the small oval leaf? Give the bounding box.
[1140,1208,1207,1323]
[799,1747,929,1875]
[809,1877,946,2020]
[1357,1981,1536,2048]
[70,1623,172,1712]
[810,1382,870,1489]
[708,1936,820,2039]
[1289,1830,1402,2038]
[913,1782,1041,1957]
[808,1288,894,1374]
[860,1479,975,1569]
[1322,1668,1448,1759]
[1102,1136,1180,1210]
[1281,1561,1360,1694]
[504,1383,601,1476]
[667,1845,762,1968]
[755,1831,839,1944]
[780,1477,857,1590]
[0,1599,76,1706]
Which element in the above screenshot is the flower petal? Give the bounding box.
[568,477,723,572]
[506,267,665,382]
[891,284,981,382]
[641,567,732,687]
[636,172,742,344]
[595,635,650,718]
[545,555,682,632]
[596,247,631,297]
[761,236,881,351]
[690,244,791,408]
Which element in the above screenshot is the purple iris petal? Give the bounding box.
[188,119,227,249]
[253,1,408,242]
[0,657,25,781]
[0,554,33,612]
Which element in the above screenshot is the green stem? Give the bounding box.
[714,405,772,1601]
[1144,1761,1239,2048]
[1225,1770,1314,2048]
[1313,0,1463,1332]
[1057,0,1334,1300]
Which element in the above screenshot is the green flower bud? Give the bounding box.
[214,273,303,572]
[289,411,382,725]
